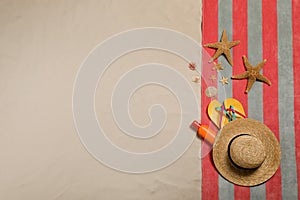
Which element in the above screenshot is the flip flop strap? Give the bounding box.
[215,105,248,128]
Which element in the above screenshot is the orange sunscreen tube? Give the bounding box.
[191,121,217,144]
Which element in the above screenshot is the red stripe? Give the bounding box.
[232,0,250,199]
[262,0,282,199]
[201,0,218,199]
[292,0,300,198]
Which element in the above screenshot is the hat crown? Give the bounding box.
[229,134,266,169]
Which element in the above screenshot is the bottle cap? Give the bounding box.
[191,120,201,130]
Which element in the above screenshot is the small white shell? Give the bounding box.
[205,86,217,97]
[192,75,200,83]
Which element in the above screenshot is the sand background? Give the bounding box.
[0,1,202,199]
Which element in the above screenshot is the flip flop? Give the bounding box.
[207,98,247,129]
[224,98,246,119]
[207,100,229,129]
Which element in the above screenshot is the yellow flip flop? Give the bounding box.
[207,100,229,129]
[223,98,246,119]
[207,98,247,129]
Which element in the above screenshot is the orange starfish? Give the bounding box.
[204,29,240,66]
[220,76,229,85]
[213,62,224,71]
[231,55,271,93]
[210,75,217,82]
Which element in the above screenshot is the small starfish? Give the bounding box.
[188,62,197,70]
[213,62,224,71]
[231,55,271,93]
[204,29,240,66]
[220,76,229,85]
[210,75,217,82]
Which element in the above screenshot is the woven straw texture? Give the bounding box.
[213,118,281,186]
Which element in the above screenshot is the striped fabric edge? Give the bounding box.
[201,0,219,199]
[293,0,300,198]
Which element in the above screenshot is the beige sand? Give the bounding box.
[0,1,202,199]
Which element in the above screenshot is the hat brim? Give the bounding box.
[213,118,281,186]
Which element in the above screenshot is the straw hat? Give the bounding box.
[212,118,281,186]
